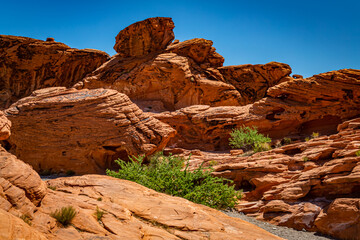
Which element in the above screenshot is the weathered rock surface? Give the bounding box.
[114,17,175,57]
[154,69,360,150]
[0,35,109,109]
[176,116,360,239]
[218,62,292,104]
[5,87,176,174]
[0,144,283,240]
[78,52,241,111]
[166,38,224,68]
[35,175,283,240]
[0,111,11,140]
[79,18,293,111]
[0,209,47,240]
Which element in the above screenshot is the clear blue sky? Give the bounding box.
[1,0,359,77]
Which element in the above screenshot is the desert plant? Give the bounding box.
[208,160,218,166]
[106,153,242,209]
[97,197,102,201]
[303,156,309,162]
[356,150,360,157]
[311,132,319,139]
[20,214,32,226]
[229,126,271,152]
[282,137,292,145]
[50,206,76,227]
[94,207,105,221]
[305,137,310,142]
[47,185,57,191]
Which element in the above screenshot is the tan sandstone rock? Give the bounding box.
[5,87,176,174]
[0,35,109,109]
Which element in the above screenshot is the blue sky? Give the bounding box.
[1,0,359,77]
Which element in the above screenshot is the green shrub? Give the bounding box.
[97,197,102,201]
[106,153,242,209]
[94,207,104,221]
[282,137,292,145]
[311,132,319,139]
[20,214,32,226]
[356,150,360,157]
[229,126,271,152]
[50,206,76,227]
[305,137,310,142]
[303,156,309,162]
[47,185,57,191]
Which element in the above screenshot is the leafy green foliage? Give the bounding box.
[303,156,309,162]
[50,206,76,227]
[97,197,102,201]
[106,153,242,209]
[94,207,104,221]
[305,137,310,142]
[229,126,271,152]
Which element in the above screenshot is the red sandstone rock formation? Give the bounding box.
[114,17,175,57]
[176,117,360,239]
[218,62,292,104]
[76,18,291,111]
[5,87,176,174]
[154,69,360,150]
[0,35,109,109]
[0,126,283,240]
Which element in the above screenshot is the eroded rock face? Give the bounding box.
[0,111,11,140]
[30,175,283,240]
[0,35,109,109]
[114,17,175,57]
[0,146,47,219]
[154,69,360,150]
[5,87,176,174]
[177,117,360,239]
[78,52,241,111]
[166,38,224,68]
[218,62,292,104]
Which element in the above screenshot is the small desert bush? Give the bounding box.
[94,207,105,221]
[20,214,32,226]
[106,153,242,209]
[356,150,360,157]
[303,156,309,162]
[282,137,292,145]
[229,126,271,152]
[50,206,76,227]
[311,132,320,139]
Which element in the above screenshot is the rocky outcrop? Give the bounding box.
[176,116,360,239]
[0,35,109,109]
[218,62,292,104]
[78,52,241,111]
[0,138,283,239]
[154,69,360,150]
[114,17,175,57]
[5,87,176,174]
[34,175,283,240]
[166,38,224,68]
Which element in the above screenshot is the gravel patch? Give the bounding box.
[223,210,338,240]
